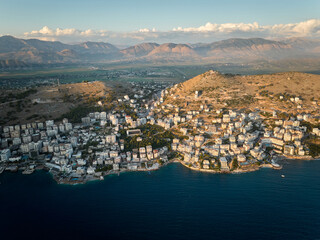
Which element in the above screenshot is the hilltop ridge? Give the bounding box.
[166,70,320,114]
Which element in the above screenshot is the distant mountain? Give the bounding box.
[193,38,297,61]
[75,41,121,61]
[0,36,120,66]
[0,36,78,65]
[76,41,119,54]
[282,37,320,53]
[0,59,30,69]
[148,43,197,57]
[120,43,198,62]
[120,43,159,57]
[0,35,320,69]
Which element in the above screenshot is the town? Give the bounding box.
[1,72,320,184]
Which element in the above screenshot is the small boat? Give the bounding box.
[99,176,104,181]
[281,174,285,178]
[271,159,280,168]
[6,166,18,172]
[22,168,35,175]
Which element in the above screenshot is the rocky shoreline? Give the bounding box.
[2,154,320,185]
[177,159,282,174]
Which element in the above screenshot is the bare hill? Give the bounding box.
[0,81,111,125]
[168,70,320,114]
[177,70,320,97]
[194,38,296,60]
[120,43,159,57]
[0,36,120,65]
[148,43,197,57]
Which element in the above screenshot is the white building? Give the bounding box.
[1,149,11,162]
[220,157,229,170]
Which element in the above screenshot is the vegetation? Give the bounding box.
[26,114,39,120]
[96,165,113,172]
[260,111,272,118]
[168,152,183,160]
[124,129,174,151]
[300,121,320,133]
[205,141,215,146]
[225,95,255,107]
[0,88,38,103]
[216,160,221,170]
[115,103,138,120]
[277,112,290,120]
[306,142,320,158]
[304,135,320,157]
[122,125,179,151]
[57,105,101,123]
[138,124,165,137]
[232,157,239,170]
[199,152,212,160]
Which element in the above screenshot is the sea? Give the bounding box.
[0,160,320,240]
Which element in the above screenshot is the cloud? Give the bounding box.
[23,19,320,45]
[173,22,261,33]
[270,19,320,37]
[26,26,81,38]
[173,19,320,38]
[138,28,156,33]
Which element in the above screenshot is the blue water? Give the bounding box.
[1,160,320,240]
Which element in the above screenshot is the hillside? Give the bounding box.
[77,41,119,54]
[148,43,197,57]
[120,43,159,57]
[0,81,112,125]
[194,38,296,60]
[166,70,320,114]
[0,36,120,65]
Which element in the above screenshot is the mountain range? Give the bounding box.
[0,35,320,68]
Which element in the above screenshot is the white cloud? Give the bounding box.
[38,26,53,35]
[173,22,261,33]
[139,28,150,33]
[138,28,156,33]
[22,19,320,45]
[173,19,320,38]
[26,26,80,38]
[270,19,320,37]
[56,28,78,36]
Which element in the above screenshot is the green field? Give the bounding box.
[1,62,320,89]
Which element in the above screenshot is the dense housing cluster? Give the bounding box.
[1,75,320,183]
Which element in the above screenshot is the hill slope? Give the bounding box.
[167,70,320,114]
[120,43,159,57]
[0,36,120,65]
[193,38,297,60]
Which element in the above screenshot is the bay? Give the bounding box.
[0,160,320,240]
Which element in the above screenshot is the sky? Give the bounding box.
[0,0,319,45]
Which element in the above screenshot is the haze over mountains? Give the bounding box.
[0,35,320,69]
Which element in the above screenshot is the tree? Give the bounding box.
[216,160,221,170]
[232,157,239,170]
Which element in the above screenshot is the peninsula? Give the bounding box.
[1,71,320,184]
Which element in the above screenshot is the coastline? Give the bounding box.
[53,160,173,185]
[176,159,281,174]
[281,155,320,161]
[2,154,320,185]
